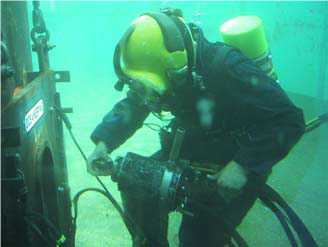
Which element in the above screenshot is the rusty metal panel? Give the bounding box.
[1,1,32,87]
[2,70,74,246]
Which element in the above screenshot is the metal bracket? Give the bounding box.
[61,107,73,114]
[27,70,70,84]
[53,71,70,82]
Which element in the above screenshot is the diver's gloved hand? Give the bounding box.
[87,141,113,176]
[207,161,248,204]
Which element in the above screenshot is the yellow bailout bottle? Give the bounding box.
[220,16,279,82]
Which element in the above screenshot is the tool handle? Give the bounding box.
[92,156,114,175]
[169,127,185,162]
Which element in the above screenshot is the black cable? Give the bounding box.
[143,122,162,132]
[55,106,146,242]
[26,219,56,247]
[261,185,319,247]
[259,193,298,247]
[24,210,69,246]
[26,211,61,239]
[72,187,144,239]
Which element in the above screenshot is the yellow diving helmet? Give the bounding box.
[113,8,197,112]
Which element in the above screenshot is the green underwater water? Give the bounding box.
[25,1,328,246]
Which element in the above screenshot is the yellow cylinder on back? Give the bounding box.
[220,16,268,59]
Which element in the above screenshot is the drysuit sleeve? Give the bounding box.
[221,50,306,176]
[90,90,150,153]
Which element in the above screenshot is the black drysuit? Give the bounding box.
[91,34,305,247]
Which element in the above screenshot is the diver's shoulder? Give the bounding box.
[202,41,243,74]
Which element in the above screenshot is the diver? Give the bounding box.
[87,8,305,247]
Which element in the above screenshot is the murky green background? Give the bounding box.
[26,1,328,246]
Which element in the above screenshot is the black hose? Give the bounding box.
[55,106,146,242]
[26,211,61,240]
[259,192,298,247]
[143,122,162,132]
[71,187,144,239]
[29,222,55,247]
[25,211,63,247]
[261,185,319,247]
